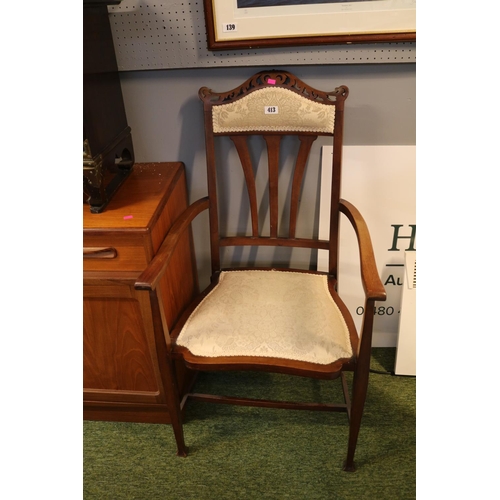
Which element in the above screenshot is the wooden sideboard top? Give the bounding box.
[83,162,184,230]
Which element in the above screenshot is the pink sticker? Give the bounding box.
[123,215,133,220]
[268,78,276,85]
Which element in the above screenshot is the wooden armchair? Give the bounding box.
[135,70,386,471]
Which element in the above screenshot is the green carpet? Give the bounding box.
[84,348,415,499]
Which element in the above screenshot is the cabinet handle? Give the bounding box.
[83,247,117,259]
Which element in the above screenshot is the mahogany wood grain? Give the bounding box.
[83,163,198,424]
[84,163,184,272]
[289,135,317,238]
[264,135,281,238]
[83,296,159,394]
[203,110,221,275]
[187,393,349,412]
[84,284,134,299]
[83,393,192,425]
[176,347,349,380]
[219,236,329,250]
[340,199,387,301]
[230,136,259,237]
[83,163,181,229]
[328,98,347,278]
[148,288,188,456]
[344,298,376,472]
[135,197,209,291]
[83,240,149,271]
[83,247,117,259]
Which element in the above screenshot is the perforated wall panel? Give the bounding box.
[109,0,416,70]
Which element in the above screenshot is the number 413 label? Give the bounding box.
[265,106,279,114]
[222,23,237,32]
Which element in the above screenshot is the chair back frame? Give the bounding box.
[198,70,349,279]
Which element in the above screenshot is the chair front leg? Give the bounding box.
[163,357,189,457]
[148,289,188,457]
[343,298,375,472]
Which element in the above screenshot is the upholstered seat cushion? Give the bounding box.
[176,270,353,365]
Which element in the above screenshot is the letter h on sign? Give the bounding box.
[388,224,416,251]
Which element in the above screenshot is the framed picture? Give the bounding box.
[203,0,416,50]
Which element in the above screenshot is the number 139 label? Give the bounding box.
[265,106,279,114]
[222,23,237,32]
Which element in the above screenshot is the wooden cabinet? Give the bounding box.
[83,162,198,423]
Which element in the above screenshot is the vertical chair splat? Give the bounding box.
[230,136,259,237]
[289,135,317,239]
[264,135,282,238]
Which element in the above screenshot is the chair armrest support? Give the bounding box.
[339,199,386,301]
[135,197,210,291]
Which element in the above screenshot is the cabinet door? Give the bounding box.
[83,284,164,404]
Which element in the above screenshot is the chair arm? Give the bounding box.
[339,199,386,301]
[135,197,210,291]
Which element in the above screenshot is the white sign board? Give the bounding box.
[395,251,416,375]
[318,146,416,347]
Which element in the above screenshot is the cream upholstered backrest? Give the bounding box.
[212,87,336,134]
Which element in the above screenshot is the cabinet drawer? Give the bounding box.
[83,233,150,272]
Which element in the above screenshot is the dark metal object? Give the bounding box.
[83,0,134,213]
